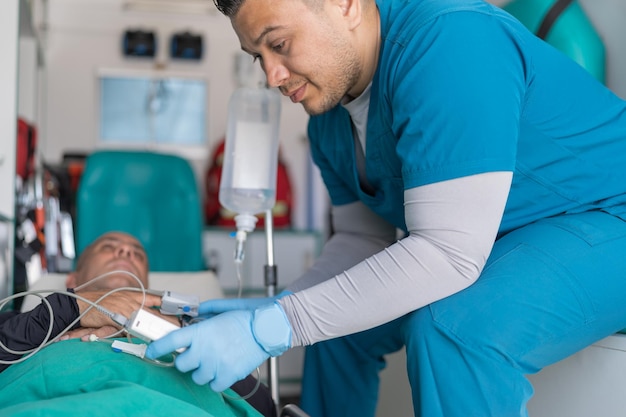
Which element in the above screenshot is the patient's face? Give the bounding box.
[69,232,150,290]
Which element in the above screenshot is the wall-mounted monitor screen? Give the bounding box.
[98,69,208,146]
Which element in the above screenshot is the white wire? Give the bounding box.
[1,269,260,396]
[0,270,147,365]
[221,367,262,401]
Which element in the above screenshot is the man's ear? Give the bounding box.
[66,273,77,289]
[333,0,362,30]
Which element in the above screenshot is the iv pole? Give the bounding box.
[263,208,280,408]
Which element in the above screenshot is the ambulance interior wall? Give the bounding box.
[36,0,328,233]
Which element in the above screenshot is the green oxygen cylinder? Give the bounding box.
[503,0,606,84]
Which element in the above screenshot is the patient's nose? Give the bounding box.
[116,244,133,258]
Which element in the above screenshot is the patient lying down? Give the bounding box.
[0,232,275,417]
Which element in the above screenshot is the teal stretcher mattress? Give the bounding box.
[0,339,262,417]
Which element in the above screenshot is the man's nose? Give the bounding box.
[264,58,289,88]
[115,244,133,258]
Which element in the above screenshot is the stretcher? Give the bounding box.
[20,271,309,417]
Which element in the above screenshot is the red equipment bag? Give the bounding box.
[204,139,293,228]
[16,118,37,181]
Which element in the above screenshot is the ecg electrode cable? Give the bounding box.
[1,270,263,402]
[0,270,146,365]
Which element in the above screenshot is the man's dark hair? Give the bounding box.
[213,0,323,18]
[213,0,244,17]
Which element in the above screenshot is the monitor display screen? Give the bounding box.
[99,73,207,146]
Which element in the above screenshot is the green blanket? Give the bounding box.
[0,339,263,417]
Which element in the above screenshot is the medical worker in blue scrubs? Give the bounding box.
[147,0,626,416]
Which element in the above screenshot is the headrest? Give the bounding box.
[75,150,205,271]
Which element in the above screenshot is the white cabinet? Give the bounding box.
[203,228,322,297]
[374,334,626,417]
[528,334,626,417]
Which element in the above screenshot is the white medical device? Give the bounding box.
[159,290,199,317]
[125,309,180,346]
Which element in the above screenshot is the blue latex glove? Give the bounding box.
[145,302,291,392]
[198,290,292,317]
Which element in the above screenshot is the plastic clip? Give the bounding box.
[111,340,147,358]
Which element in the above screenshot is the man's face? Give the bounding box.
[68,232,149,290]
[232,0,362,115]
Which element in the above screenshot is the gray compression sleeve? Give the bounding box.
[286,202,397,292]
[280,171,512,346]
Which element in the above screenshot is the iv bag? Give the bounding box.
[219,86,281,216]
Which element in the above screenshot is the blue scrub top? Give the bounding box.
[308,0,626,235]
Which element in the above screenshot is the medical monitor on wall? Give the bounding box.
[97,68,208,150]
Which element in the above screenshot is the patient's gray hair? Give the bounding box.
[74,233,150,274]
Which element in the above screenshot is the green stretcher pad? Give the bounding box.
[0,339,263,417]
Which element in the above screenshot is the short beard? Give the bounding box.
[303,35,362,116]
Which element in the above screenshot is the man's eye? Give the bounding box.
[272,41,285,52]
[252,54,262,63]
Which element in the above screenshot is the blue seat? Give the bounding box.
[503,0,605,84]
[75,150,205,272]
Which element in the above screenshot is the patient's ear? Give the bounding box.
[66,273,77,289]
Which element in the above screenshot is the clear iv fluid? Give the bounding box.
[219,85,281,217]
[220,84,281,268]
[219,187,275,216]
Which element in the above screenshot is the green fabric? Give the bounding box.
[75,150,205,272]
[0,339,262,417]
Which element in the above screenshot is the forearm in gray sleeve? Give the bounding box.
[281,171,513,346]
[286,201,397,292]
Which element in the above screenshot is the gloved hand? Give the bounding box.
[198,290,292,317]
[145,301,292,392]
